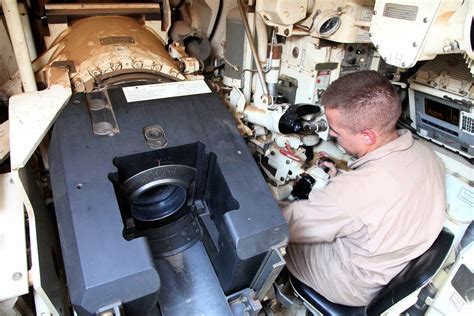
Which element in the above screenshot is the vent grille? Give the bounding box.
[460,112,474,134]
[383,3,418,21]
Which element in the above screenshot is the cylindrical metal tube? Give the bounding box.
[266,44,282,96]
[244,105,283,133]
[2,0,37,92]
[255,13,267,64]
[155,242,232,315]
[18,3,37,60]
[237,0,269,97]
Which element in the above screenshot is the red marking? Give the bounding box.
[280,144,301,161]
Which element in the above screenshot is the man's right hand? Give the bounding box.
[318,153,338,178]
[321,161,337,177]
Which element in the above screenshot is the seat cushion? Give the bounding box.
[289,274,366,315]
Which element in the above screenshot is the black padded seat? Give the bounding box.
[290,228,454,315]
[290,275,365,315]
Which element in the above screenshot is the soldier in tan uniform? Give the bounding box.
[282,70,446,306]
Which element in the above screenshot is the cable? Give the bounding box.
[208,0,222,41]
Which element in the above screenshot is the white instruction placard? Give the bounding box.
[122,80,212,103]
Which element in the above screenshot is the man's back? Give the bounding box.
[282,130,446,306]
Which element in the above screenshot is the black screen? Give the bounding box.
[425,98,459,126]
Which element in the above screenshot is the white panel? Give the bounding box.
[370,0,441,68]
[0,173,28,300]
[9,84,72,170]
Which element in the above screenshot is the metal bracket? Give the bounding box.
[250,246,287,301]
[85,89,120,136]
[51,60,76,73]
[45,3,162,20]
[227,288,262,316]
[273,282,293,308]
[96,302,123,316]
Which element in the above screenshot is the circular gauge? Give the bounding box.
[319,16,341,37]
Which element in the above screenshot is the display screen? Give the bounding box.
[424,98,459,126]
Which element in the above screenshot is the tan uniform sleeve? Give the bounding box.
[281,176,357,243]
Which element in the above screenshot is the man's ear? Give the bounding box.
[361,129,377,145]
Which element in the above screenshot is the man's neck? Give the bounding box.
[359,130,399,158]
[381,130,400,145]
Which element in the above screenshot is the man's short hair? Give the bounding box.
[320,70,401,135]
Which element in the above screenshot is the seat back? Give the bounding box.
[367,228,455,315]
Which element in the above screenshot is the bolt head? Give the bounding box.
[12,272,22,281]
[72,78,83,87]
[111,62,122,71]
[153,62,163,72]
[132,60,143,68]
